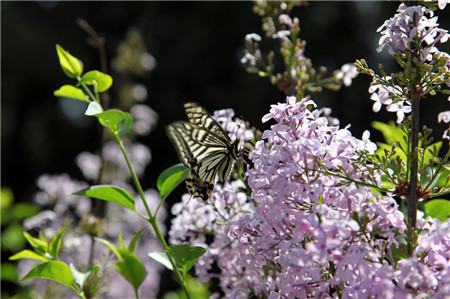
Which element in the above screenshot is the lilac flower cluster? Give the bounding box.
[368,3,449,125]
[377,4,448,62]
[172,98,450,298]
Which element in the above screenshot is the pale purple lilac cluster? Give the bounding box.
[170,97,450,298]
[371,4,449,125]
[377,4,448,62]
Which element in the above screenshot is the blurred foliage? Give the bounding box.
[1,187,39,298]
[162,275,210,299]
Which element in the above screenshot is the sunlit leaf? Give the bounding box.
[115,252,147,294]
[96,238,122,260]
[81,70,113,93]
[21,261,75,291]
[157,164,189,199]
[56,44,83,79]
[74,185,134,211]
[128,229,145,254]
[23,232,47,255]
[54,85,89,103]
[49,227,66,259]
[423,199,450,221]
[9,250,49,262]
[167,244,206,277]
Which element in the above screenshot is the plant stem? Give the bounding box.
[407,89,421,256]
[113,133,191,299]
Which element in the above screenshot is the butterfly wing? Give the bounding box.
[166,121,236,198]
[184,102,230,141]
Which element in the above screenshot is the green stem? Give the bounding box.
[113,133,190,299]
[78,78,98,104]
[407,90,421,256]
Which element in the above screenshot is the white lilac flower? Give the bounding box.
[368,79,411,123]
[245,33,262,43]
[140,52,156,71]
[132,83,148,102]
[334,63,358,87]
[130,104,159,136]
[438,110,450,140]
[377,4,449,62]
[76,151,101,180]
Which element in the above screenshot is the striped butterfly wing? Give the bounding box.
[166,121,236,199]
[184,102,230,141]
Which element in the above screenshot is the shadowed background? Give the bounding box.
[2,1,449,296]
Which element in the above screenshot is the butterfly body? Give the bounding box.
[166,103,244,200]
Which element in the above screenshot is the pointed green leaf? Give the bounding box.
[148,251,173,270]
[56,44,83,79]
[23,232,48,254]
[54,85,89,103]
[70,263,99,289]
[9,250,49,262]
[115,252,147,294]
[85,101,103,116]
[81,71,113,92]
[49,227,66,259]
[94,109,132,136]
[96,238,122,260]
[74,185,135,211]
[423,199,450,221]
[167,244,206,276]
[157,164,189,199]
[21,261,75,291]
[128,229,145,253]
[118,234,126,253]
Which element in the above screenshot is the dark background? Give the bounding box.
[2,1,449,296]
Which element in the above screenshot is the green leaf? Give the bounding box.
[74,185,135,211]
[85,101,103,116]
[96,238,122,260]
[81,71,113,92]
[23,232,48,255]
[11,203,40,221]
[167,244,206,277]
[118,234,126,253]
[69,263,99,290]
[56,44,83,79]
[1,224,26,251]
[115,252,147,294]
[54,85,89,103]
[1,263,18,282]
[9,250,49,262]
[148,251,173,270]
[94,109,132,136]
[128,229,145,253]
[21,261,75,291]
[49,227,66,259]
[157,164,189,199]
[423,199,450,221]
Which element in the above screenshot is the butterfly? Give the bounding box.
[166,102,247,200]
